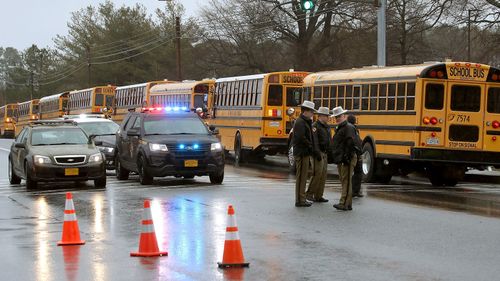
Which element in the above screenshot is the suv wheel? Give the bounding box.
[94,175,107,188]
[138,156,153,185]
[9,158,21,184]
[115,155,129,180]
[25,163,37,189]
[209,170,224,184]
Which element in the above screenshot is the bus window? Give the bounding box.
[370,84,378,110]
[303,87,312,101]
[345,85,353,110]
[286,87,302,107]
[256,79,263,105]
[7,108,16,117]
[397,83,406,110]
[379,84,387,110]
[388,83,396,110]
[407,82,416,110]
[353,86,361,110]
[106,95,114,107]
[330,86,337,108]
[322,86,330,107]
[32,104,39,114]
[362,85,369,110]
[425,83,444,110]
[95,94,104,106]
[449,124,479,142]
[194,95,205,108]
[338,86,345,108]
[451,85,481,112]
[313,86,322,108]
[268,85,283,106]
[487,87,500,113]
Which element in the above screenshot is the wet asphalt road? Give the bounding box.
[1,139,500,281]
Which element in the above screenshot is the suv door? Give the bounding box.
[10,128,27,174]
[118,115,136,166]
[127,116,143,171]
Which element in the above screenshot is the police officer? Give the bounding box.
[292,100,316,207]
[331,106,359,211]
[306,107,331,203]
[348,114,364,198]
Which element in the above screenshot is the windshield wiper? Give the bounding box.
[145,133,166,136]
[48,142,85,145]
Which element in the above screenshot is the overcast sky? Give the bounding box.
[0,0,203,50]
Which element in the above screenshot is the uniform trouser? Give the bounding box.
[306,152,327,200]
[352,156,363,195]
[295,155,311,203]
[337,155,358,207]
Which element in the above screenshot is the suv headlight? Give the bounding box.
[89,153,103,163]
[34,155,51,165]
[98,146,114,153]
[149,143,168,152]
[211,142,222,152]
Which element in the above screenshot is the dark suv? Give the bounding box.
[8,120,107,189]
[115,108,225,185]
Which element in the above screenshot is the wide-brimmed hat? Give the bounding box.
[331,106,348,117]
[316,107,331,116]
[300,100,316,112]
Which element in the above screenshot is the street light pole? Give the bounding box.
[377,0,387,67]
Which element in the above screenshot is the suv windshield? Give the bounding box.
[31,128,89,146]
[144,116,208,135]
[78,121,119,136]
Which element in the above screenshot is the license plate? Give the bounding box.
[184,160,198,167]
[65,168,79,176]
[426,138,439,145]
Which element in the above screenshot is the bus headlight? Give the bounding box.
[149,143,168,152]
[286,108,295,116]
[34,155,51,165]
[211,142,222,152]
[89,153,103,163]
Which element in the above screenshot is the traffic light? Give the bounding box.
[301,0,315,11]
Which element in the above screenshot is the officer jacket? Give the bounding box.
[313,120,331,153]
[292,114,314,157]
[331,120,359,164]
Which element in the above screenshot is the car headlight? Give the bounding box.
[149,143,168,152]
[34,155,51,165]
[98,146,114,153]
[89,153,103,163]
[211,142,222,152]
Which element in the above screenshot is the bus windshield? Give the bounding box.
[286,87,303,106]
[32,104,39,114]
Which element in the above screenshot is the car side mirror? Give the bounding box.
[127,129,140,137]
[209,125,216,131]
[15,143,26,149]
[211,128,219,135]
[94,140,103,146]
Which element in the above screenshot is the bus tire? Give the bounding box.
[361,143,376,183]
[288,142,296,174]
[234,133,243,166]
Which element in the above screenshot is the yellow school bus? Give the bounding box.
[209,71,309,164]
[16,99,39,133]
[68,86,116,116]
[304,61,500,186]
[148,80,215,111]
[0,103,18,138]
[113,81,174,123]
[39,92,69,120]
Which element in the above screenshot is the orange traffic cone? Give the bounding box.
[218,205,250,268]
[58,192,85,246]
[130,200,168,257]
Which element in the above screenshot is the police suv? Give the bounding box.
[115,107,225,185]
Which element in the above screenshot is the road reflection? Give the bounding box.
[35,197,52,281]
[62,246,81,281]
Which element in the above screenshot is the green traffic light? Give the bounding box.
[302,0,314,10]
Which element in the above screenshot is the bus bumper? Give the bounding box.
[258,138,288,153]
[411,148,500,166]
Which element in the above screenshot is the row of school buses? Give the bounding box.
[2,61,500,186]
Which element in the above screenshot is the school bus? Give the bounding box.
[209,71,309,165]
[148,80,215,111]
[39,92,69,119]
[16,99,39,133]
[304,61,500,186]
[68,86,116,116]
[113,81,174,123]
[0,103,18,138]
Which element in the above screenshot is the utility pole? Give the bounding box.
[175,16,182,81]
[86,44,91,87]
[377,0,387,67]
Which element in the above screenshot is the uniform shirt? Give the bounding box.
[313,119,331,153]
[331,120,358,164]
[292,114,313,157]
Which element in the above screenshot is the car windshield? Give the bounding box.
[78,121,119,136]
[144,116,208,135]
[31,128,89,146]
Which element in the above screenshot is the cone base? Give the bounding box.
[217,262,250,268]
[130,251,168,257]
[58,240,85,246]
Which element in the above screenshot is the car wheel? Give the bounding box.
[115,155,129,180]
[25,163,37,190]
[9,158,21,184]
[138,156,153,185]
[209,170,224,184]
[94,175,107,188]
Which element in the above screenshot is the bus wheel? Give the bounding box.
[234,134,243,166]
[288,143,296,174]
[361,143,376,182]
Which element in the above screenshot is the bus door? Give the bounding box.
[421,81,447,147]
[445,82,485,150]
[265,84,286,137]
[285,86,303,134]
[483,85,500,151]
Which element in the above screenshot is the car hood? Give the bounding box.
[94,135,116,147]
[142,134,218,145]
[31,144,100,157]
